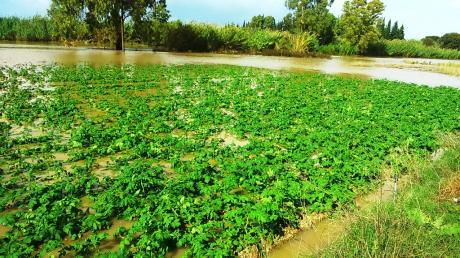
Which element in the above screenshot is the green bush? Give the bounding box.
[151,21,318,55]
[440,33,460,50]
[317,43,358,56]
[0,16,57,41]
[384,39,460,59]
[218,25,250,51]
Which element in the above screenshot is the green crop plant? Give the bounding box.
[0,64,459,257]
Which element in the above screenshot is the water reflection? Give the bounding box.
[1,44,460,88]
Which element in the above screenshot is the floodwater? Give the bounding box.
[269,174,409,258]
[1,43,460,88]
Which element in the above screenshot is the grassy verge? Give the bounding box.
[317,133,460,258]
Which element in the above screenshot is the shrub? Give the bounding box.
[317,43,358,56]
[440,33,460,50]
[384,39,460,59]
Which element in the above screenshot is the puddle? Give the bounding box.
[166,248,186,258]
[207,130,250,147]
[10,124,47,139]
[221,108,236,117]
[180,153,195,162]
[0,209,19,238]
[158,160,175,174]
[214,130,250,147]
[54,152,70,162]
[80,196,95,214]
[132,88,158,97]
[172,129,196,138]
[98,219,135,252]
[0,224,10,238]
[269,173,410,257]
[268,216,348,258]
[93,167,119,179]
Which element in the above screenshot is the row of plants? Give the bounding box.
[1,64,460,257]
[0,16,319,55]
[0,16,58,41]
[317,40,460,59]
[149,21,319,55]
[382,40,460,59]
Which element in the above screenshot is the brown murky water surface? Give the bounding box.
[1,43,460,88]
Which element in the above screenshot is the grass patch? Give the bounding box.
[318,134,460,258]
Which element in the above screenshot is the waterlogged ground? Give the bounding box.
[1,64,460,257]
[2,44,460,88]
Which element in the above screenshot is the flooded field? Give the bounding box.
[1,45,460,257]
[1,43,460,88]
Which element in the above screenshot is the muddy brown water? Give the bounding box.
[1,43,460,88]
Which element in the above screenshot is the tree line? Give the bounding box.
[1,0,460,58]
[422,33,460,50]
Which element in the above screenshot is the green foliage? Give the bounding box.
[285,0,336,44]
[319,39,460,59]
[378,18,404,40]
[336,0,385,53]
[317,43,358,55]
[149,22,318,55]
[49,0,169,49]
[384,39,460,59]
[0,16,58,41]
[440,33,460,51]
[1,64,460,257]
[422,36,441,47]
[320,138,460,258]
[245,15,277,30]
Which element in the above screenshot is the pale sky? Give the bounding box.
[0,0,459,39]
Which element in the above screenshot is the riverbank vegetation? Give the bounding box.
[319,133,460,257]
[1,64,460,257]
[1,0,460,59]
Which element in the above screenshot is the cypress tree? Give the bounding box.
[385,19,392,39]
[390,21,399,39]
[399,24,405,39]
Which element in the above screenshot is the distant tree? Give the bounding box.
[377,18,385,37]
[390,21,399,39]
[421,36,440,47]
[246,15,277,30]
[277,13,296,31]
[285,0,336,44]
[335,0,385,53]
[398,24,405,39]
[49,0,168,50]
[440,33,460,50]
[384,19,391,39]
[378,18,404,40]
[47,1,89,40]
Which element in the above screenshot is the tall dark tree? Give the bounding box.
[384,19,391,39]
[49,0,167,50]
[379,18,404,40]
[398,24,405,39]
[390,21,399,39]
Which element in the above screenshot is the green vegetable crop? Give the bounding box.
[0,64,459,257]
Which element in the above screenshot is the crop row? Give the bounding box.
[1,64,459,257]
